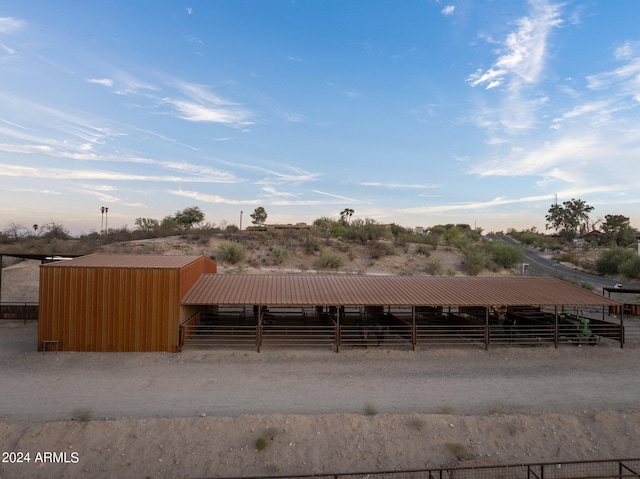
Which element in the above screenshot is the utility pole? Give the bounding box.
[240,210,243,231]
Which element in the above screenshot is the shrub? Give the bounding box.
[367,241,395,259]
[462,246,487,276]
[363,403,378,416]
[72,407,93,422]
[264,426,279,440]
[407,417,426,431]
[317,247,345,269]
[446,443,470,460]
[255,437,268,450]
[267,245,290,265]
[595,248,637,276]
[424,258,443,275]
[303,236,319,255]
[620,255,640,279]
[218,241,246,264]
[486,241,524,269]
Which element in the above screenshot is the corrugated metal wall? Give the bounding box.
[38,256,216,352]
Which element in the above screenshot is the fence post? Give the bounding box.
[412,306,416,351]
[554,306,559,349]
[485,307,489,350]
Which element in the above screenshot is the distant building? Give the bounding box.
[583,230,604,245]
[415,227,424,235]
[266,222,311,232]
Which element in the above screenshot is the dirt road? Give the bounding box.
[2,322,639,423]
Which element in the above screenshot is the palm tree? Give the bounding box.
[340,208,354,225]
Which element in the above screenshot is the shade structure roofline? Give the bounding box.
[181,274,620,308]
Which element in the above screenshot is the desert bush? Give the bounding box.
[255,437,268,450]
[303,235,319,255]
[446,442,471,460]
[267,245,291,265]
[620,255,640,279]
[439,406,457,415]
[595,248,638,277]
[488,404,508,414]
[486,241,524,269]
[71,407,93,422]
[344,218,392,243]
[505,421,522,436]
[367,241,395,259]
[407,417,426,431]
[363,403,378,416]
[462,246,487,276]
[317,247,345,269]
[218,241,246,264]
[424,258,443,275]
[414,244,431,257]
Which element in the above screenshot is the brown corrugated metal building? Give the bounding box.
[39,254,217,352]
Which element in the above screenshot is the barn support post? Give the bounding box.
[554,306,559,349]
[620,309,625,349]
[0,254,3,305]
[257,305,263,353]
[335,306,340,353]
[484,307,489,350]
[411,306,416,351]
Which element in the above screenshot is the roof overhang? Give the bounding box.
[182,274,621,308]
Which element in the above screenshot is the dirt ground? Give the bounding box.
[1,258,640,479]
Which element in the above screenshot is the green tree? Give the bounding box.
[250,206,268,227]
[134,217,159,233]
[174,206,205,230]
[601,214,636,247]
[545,198,594,241]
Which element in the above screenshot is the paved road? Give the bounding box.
[485,234,630,290]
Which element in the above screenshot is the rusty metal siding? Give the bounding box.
[181,274,620,308]
[38,255,217,352]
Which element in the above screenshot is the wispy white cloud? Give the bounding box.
[262,186,298,198]
[87,78,114,88]
[0,163,238,184]
[402,193,556,214]
[162,80,253,127]
[467,0,562,90]
[441,5,456,16]
[0,17,26,34]
[169,189,260,205]
[241,164,320,185]
[1,44,15,55]
[361,182,440,189]
[311,190,360,203]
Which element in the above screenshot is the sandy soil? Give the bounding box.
[1,256,640,479]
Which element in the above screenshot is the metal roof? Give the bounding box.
[181,274,620,307]
[41,254,207,269]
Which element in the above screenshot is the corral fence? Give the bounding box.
[210,458,640,479]
[179,305,639,351]
[0,302,38,322]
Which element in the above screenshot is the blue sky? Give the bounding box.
[1,0,639,235]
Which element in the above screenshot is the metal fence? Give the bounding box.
[210,458,640,479]
[179,305,634,351]
[0,302,38,322]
